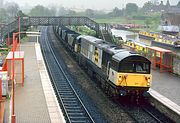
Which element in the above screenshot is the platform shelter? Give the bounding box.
[5,51,24,86]
[147,46,173,72]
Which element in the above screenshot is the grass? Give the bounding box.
[95,17,145,25]
[94,13,161,32]
[95,17,127,24]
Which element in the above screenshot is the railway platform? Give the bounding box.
[149,69,180,120]
[4,40,65,123]
[151,69,180,106]
[2,34,180,122]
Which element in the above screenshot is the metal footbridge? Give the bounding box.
[0,16,113,42]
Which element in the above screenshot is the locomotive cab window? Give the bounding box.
[111,59,119,71]
[112,55,151,74]
[119,61,150,74]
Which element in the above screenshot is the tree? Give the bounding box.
[5,2,19,19]
[29,5,54,16]
[125,3,138,15]
[17,10,27,17]
[145,18,151,28]
[112,7,123,17]
[29,5,45,16]
[67,10,76,16]
[151,0,159,5]
[49,7,57,16]
[58,7,67,16]
[85,9,94,18]
[142,1,153,13]
[177,1,180,8]
[0,8,7,22]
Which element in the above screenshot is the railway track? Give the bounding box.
[40,26,95,123]
[115,98,174,123]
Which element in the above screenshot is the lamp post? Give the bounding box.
[11,16,24,122]
[18,16,21,50]
[11,31,40,123]
[11,32,19,123]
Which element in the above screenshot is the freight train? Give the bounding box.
[54,26,152,98]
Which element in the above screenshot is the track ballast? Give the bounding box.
[40,27,95,123]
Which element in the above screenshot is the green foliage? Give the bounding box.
[58,7,67,16]
[95,17,127,24]
[108,7,123,17]
[178,1,180,7]
[95,11,161,32]
[29,5,56,16]
[85,9,94,18]
[145,18,151,27]
[145,13,161,31]
[67,10,76,16]
[71,26,96,36]
[0,2,19,22]
[132,15,148,20]
[142,1,153,13]
[20,36,29,43]
[125,3,138,15]
[17,10,27,17]
[0,8,7,22]
[95,17,145,25]
[5,2,19,18]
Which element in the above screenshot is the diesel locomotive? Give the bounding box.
[54,26,152,97]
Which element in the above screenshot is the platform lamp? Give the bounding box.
[11,32,19,123]
[18,16,21,51]
[11,30,39,123]
[11,18,21,123]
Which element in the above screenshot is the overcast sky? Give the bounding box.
[4,0,180,11]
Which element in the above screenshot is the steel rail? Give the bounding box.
[40,26,95,123]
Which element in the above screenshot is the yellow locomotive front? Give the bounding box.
[108,51,152,96]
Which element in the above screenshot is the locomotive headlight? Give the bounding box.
[145,76,151,82]
[118,76,122,82]
[147,82,150,86]
[145,75,151,86]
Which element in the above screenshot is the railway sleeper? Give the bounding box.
[65,106,82,110]
[67,110,85,113]
[63,100,78,103]
[58,90,72,93]
[59,92,74,95]
[58,88,72,91]
[64,103,80,107]
[61,97,77,100]
[68,112,86,116]
[69,116,89,121]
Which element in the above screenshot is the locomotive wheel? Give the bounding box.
[101,81,106,91]
[109,86,118,98]
[87,68,93,78]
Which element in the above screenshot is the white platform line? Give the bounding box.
[35,43,66,123]
[149,88,180,115]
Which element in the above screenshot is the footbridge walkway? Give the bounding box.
[0,16,112,42]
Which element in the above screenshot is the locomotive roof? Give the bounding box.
[77,35,103,44]
[103,46,126,55]
[66,30,79,35]
[77,35,128,55]
[112,51,151,63]
[67,33,80,37]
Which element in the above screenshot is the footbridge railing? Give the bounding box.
[0,16,99,41]
[0,16,113,43]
